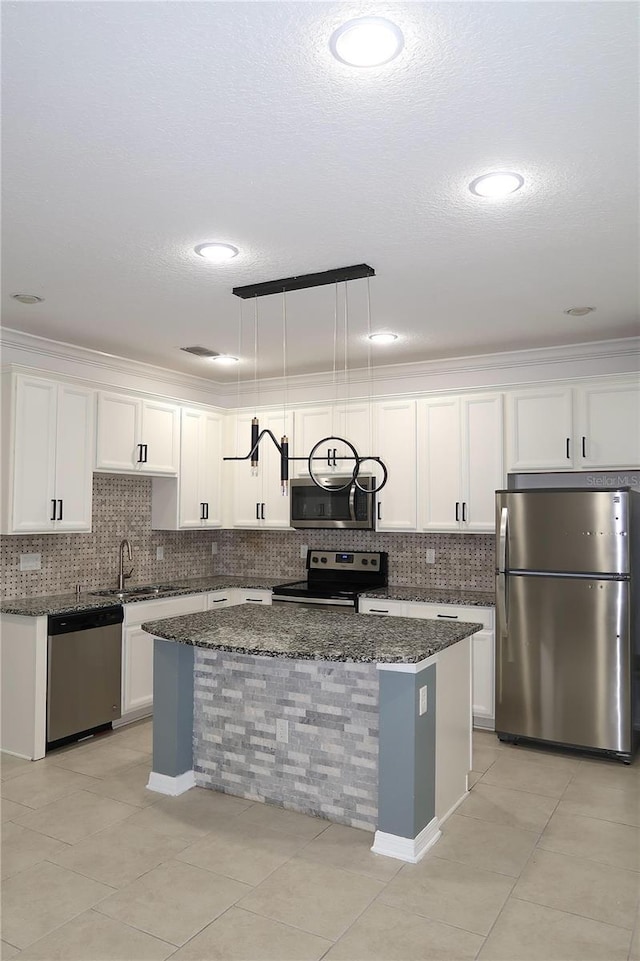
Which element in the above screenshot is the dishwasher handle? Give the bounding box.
[48,605,123,636]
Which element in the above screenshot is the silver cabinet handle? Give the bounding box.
[582,436,587,458]
[261,503,265,520]
[211,597,227,603]
[57,499,63,521]
[437,613,459,619]
[462,502,467,522]
[455,502,460,522]
[246,598,263,603]
[566,437,571,459]
[51,499,57,521]
[256,502,260,520]
[369,608,389,614]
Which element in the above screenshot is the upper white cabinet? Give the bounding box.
[2,374,94,534]
[420,394,503,532]
[226,409,293,528]
[374,399,417,530]
[293,403,373,478]
[96,392,179,475]
[151,407,223,530]
[507,381,640,470]
[575,382,640,468]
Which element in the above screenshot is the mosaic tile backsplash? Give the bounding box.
[1,474,494,599]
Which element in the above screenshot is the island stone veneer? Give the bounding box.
[193,651,379,830]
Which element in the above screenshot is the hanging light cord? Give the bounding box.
[366,275,373,454]
[282,289,288,424]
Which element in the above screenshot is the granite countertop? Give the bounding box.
[0,575,282,617]
[360,586,495,607]
[142,604,483,664]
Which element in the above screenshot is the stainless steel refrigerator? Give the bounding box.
[495,487,639,762]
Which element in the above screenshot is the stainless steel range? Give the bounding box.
[272,550,388,612]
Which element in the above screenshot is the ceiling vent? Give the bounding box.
[180,346,220,358]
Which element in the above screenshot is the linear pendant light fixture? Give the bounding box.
[223,263,388,495]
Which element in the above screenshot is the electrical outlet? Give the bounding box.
[19,553,41,571]
[275,718,289,743]
[419,686,428,715]
[425,549,435,564]
[156,546,164,560]
[211,543,218,555]
[300,543,308,559]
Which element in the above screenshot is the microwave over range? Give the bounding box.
[289,475,376,530]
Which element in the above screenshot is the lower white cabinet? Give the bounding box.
[120,589,273,719]
[359,598,495,728]
[121,593,207,719]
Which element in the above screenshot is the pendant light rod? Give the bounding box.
[232,264,375,299]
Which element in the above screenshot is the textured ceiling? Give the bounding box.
[2,1,638,382]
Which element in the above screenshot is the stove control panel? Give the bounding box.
[308,551,383,572]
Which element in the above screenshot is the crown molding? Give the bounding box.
[218,336,640,406]
[1,327,638,410]
[0,328,227,404]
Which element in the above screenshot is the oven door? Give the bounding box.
[290,476,375,530]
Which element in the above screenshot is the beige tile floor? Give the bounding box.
[1,721,639,960]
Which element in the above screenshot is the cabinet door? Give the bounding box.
[200,411,223,526]
[577,383,640,468]
[334,403,374,476]
[462,394,503,532]
[227,412,264,527]
[122,626,153,715]
[293,407,335,477]
[96,393,140,471]
[178,408,202,527]
[472,629,495,727]
[261,410,294,528]
[54,385,94,532]
[506,388,573,470]
[11,377,58,533]
[374,400,417,530]
[420,398,462,531]
[140,400,179,474]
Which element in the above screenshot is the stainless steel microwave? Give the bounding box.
[290,475,376,530]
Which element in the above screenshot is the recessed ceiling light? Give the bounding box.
[330,17,404,68]
[11,293,44,304]
[468,172,524,198]
[564,306,596,316]
[194,243,240,263]
[211,354,239,365]
[368,332,398,345]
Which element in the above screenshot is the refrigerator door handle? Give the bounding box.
[498,506,508,573]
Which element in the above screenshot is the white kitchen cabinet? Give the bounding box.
[293,403,373,478]
[506,380,640,471]
[121,593,207,719]
[2,374,94,534]
[226,410,293,528]
[420,393,503,532]
[207,590,234,609]
[374,400,417,530]
[151,407,223,529]
[359,598,495,728]
[96,392,179,475]
[575,382,640,468]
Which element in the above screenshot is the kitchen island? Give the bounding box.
[143,603,482,863]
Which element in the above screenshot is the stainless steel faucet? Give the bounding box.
[118,539,134,590]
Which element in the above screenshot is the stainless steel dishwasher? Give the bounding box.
[47,606,124,749]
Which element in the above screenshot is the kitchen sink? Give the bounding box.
[91,584,181,599]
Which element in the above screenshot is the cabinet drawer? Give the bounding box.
[237,591,272,606]
[124,593,207,627]
[207,591,234,609]
[359,599,406,617]
[404,602,494,630]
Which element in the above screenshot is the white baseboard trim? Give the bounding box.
[146,769,195,796]
[113,707,153,729]
[473,716,495,731]
[438,790,469,828]
[371,816,441,863]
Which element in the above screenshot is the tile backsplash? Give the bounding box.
[1,474,494,599]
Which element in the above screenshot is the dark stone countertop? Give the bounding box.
[0,576,282,617]
[142,604,482,664]
[360,586,495,607]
